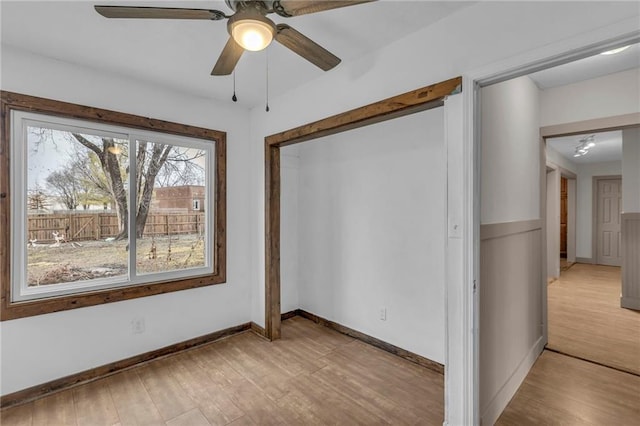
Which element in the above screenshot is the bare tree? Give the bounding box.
[27,182,50,211]
[153,148,206,188]
[132,140,172,238]
[31,127,206,240]
[71,134,131,239]
[69,153,116,209]
[46,168,81,210]
[69,136,204,239]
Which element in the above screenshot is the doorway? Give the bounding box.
[545,164,576,282]
[560,175,577,269]
[477,35,640,424]
[543,129,638,375]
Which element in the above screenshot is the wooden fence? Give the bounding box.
[27,212,205,243]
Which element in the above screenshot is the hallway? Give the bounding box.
[499,263,640,424]
[547,263,640,374]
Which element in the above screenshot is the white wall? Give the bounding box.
[0,46,253,395]
[280,146,300,314]
[540,68,640,126]
[576,161,623,260]
[293,109,446,363]
[479,75,544,425]
[622,128,640,213]
[621,128,640,311]
[481,76,541,224]
[546,145,578,174]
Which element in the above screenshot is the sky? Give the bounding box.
[27,125,207,194]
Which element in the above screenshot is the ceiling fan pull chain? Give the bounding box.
[266,49,270,112]
[232,70,238,102]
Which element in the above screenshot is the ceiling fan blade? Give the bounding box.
[275,24,340,71]
[274,0,375,17]
[94,6,227,20]
[211,38,245,76]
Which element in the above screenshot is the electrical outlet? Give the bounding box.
[131,317,145,334]
[380,307,387,321]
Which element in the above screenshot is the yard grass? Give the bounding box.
[27,234,205,286]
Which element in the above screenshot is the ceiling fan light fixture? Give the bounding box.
[228,8,275,52]
[232,19,274,51]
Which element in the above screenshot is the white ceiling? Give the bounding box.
[529,43,640,89]
[547,130,622,165]
[0,0,474,107]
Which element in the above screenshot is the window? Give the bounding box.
[0,92,226,320]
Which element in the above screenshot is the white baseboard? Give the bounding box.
[480,336,545,426]
[621,296,640,311]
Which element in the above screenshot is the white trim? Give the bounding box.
[10,110,216,302]
[444,93,474,426]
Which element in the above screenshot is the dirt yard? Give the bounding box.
[27,234,205,286]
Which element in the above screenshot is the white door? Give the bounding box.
[596,178,622,266]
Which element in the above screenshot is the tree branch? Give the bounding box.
[71,133,104,162]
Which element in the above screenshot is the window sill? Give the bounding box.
[1,273,226,321]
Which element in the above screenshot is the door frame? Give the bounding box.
[263,76,461,341]
[546,164,561,281]
[544,161,577,279]
[263,78,462,422]
[541,116,640,266]
[593,175,623,266]
[563,174,577,264]
[470,29,639,425]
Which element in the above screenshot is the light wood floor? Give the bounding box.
[497,350,640,425]
[547,263,640,374]
[0,316,444,425]
[499,262,640,424]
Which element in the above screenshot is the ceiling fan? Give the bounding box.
[94,1,375,76]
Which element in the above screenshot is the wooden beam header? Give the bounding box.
[265,76,462,147]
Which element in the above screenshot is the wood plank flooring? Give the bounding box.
[547,263,640,374]
[499,262,640,424]
[497,350,640,425]
[0,316,444,425]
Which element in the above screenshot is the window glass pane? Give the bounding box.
[26,125,129,287]
[135,140,207,275]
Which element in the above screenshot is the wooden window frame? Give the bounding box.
[0,91,227,320]
[263,77,462,340]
